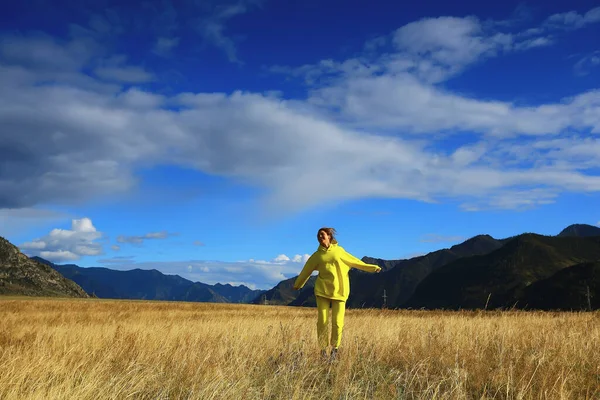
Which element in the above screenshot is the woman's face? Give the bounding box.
[317,230,331,247]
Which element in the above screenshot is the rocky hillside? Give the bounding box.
[0,237,88,298]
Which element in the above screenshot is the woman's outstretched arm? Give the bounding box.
[293,255,317,290]
[340,248,381,273]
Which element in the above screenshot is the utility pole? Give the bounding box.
[382,289,387,309]
[586,285,591,311]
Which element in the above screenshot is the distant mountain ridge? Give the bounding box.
[347,234,508,308]
[250,275,316,305]
[558,224,600,238]
[406,233,600,310]
[32,257,264,303]
[0,237,88,298]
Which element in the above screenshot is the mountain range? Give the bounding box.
[406,233,600,310]
[31,257,264,303]
[1,223,599,310]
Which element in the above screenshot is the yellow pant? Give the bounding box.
[316,295,346,349]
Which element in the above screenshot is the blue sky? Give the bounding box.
[1,0,599,290]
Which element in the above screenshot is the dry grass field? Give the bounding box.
[1,297,599,399]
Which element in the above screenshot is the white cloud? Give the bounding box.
[40,250,79,262]
[19,218,103,262]
[94,66,154,83]
[273,13,557,85]
[152,37,180,57]
[111,245,120,251]
[544,6,600,30]
[309,73,600,140]
[392,16,497,70]
[272,254,290,262]
[1,6,600,217]
[574,51,600,76]
[292,254,310,263]
[198,1,261,63]
[249,254,311,265]
[0,33,97,71]
[420,234,466,243]
[144,231,169,239]
[21,241,46,250]
[117,231,175,244]
[513,37,553,51]
[97,256,135,264]
[0,208,69,236]
[193,240,206,247]
[72,218,96,233]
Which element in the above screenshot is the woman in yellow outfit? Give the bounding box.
[293,227,381,360]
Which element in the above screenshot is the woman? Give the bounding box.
[293,227,381,360]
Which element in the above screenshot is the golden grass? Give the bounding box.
[1,298,599,399]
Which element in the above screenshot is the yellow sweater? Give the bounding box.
[293,243,381,301]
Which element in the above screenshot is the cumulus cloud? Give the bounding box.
[19,218,104,262]
[272,254,290,262]
[391,15,509,79]
[292,254,310,263]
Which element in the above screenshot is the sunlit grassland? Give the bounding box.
[1,297,599,399]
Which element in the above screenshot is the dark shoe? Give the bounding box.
[330,348,338,362]
[320,349,328,360]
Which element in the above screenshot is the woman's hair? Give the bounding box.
[318,227,338,244]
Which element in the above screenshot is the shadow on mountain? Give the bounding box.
[405,234,600,310]
[520,261,600,310]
